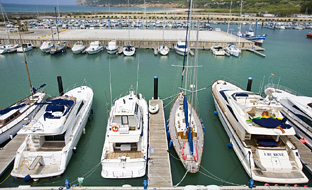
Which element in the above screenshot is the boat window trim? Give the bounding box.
[76,101,85,115]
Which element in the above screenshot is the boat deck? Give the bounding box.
[106,149,143,159]
[0,134,26,176]
[148,99,172,187]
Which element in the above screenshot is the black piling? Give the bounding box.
[246,77,253,91]
[154,76,158,100]
[57,76,64,96]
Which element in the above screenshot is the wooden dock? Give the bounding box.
[0,135,26,176]
[289,136,312,175]
[148,99,172,187]
[245,48,266,57]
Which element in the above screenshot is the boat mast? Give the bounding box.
[0,3,11,44]
[184,0,193,95]
[227,0,232,34]
[55,7,59,42]
[18,28,33,95]
[238,0,243,46]
[180,0,193,91]
[127,0,130,45]
[162,6,165,46]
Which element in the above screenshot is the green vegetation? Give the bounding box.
[81,0,311,16]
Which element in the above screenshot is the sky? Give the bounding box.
[1,0,76,5]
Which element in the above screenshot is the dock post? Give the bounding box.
[57,76,64,96]
[246,77,253,91]
[154,76,158,100]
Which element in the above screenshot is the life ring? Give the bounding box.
[112,126,118,132]
[262,111,269,117]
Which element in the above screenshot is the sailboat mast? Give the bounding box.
[127,0,130,45]
[238,0,243,46]
[18,29,33,95]
[227,0,232,34]
[0,3,10,44]
[55,7,59,41]
[162,6,165,45]
[184,0,193,95]
[180,0,193,90]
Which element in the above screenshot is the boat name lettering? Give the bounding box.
[264,152,284,157]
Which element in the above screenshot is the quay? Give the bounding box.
[0,28,256,50]
[290,136,312,175]
[0,134,25,176]
[148,99,172,187]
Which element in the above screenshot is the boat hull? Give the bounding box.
[11,86,93,179]
[168,93,204,173]
[212,80,308,184]
[0,92,46,145]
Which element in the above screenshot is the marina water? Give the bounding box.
[0,24,312,187]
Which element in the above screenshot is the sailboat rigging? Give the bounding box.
[0,28,46,145]
[123,0,135,56]
[168,0,205,173]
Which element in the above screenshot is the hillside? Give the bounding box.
[76,0,312,16]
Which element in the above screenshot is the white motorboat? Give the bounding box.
[50,42,67,55]
[0,44,19,54]
[106,40,119,54]
[225,43,241,57]
[212,79,308,184]
[158,45,169,56]
[40,41,52,53]
[174,41,189,56]
[0,88,46,145]
[123,45,135,56]
[71,40,86,54]
[17,43,33,53]
[85,41,104,55]
[11,84,93,179]
[211,46,226,56]
[101,89,148,178]
[264,83,312,149]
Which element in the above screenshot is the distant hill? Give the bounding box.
[76,0,312,16]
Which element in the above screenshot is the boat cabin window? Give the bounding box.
[121,116,129,125]
[45,133,65,141]
[308,103,312,108]
[2,111,19,125]
[76,101,84,115]
[0,120,3,125]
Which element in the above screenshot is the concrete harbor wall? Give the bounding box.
[0,29,256,50]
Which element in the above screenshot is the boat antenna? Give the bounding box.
[180,0,193,91]
[18,28,33,95]
[0,2,11,45]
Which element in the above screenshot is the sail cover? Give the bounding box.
[183,96,193,155]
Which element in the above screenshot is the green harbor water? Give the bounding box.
[1,25,312,188]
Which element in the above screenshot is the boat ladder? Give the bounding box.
[28,156,43,170]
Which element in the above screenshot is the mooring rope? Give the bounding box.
[174,169,189,187]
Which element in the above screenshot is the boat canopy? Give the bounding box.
[37,98,74,120]
[0,103,26,115]
[251,117,292,129]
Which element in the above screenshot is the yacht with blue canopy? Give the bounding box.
[212,79,308,184]
[11,83,93,179]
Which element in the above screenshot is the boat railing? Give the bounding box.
[215,76,245,89]
[65,79,92,93]
[264,83,303,96]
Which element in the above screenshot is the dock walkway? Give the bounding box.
[148,99,172,187]
[290,136,312,175]
[0,135,26,176]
